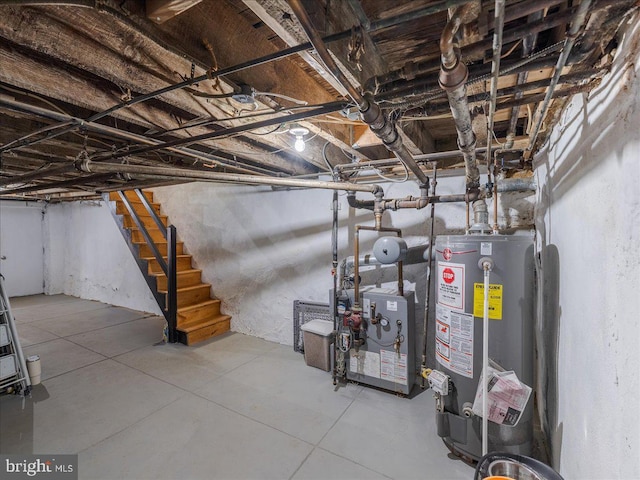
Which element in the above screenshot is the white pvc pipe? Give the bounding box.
[482,264,491,456]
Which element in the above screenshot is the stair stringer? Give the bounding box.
[102,193,169,320]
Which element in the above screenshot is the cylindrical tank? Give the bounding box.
[433,233,534,460]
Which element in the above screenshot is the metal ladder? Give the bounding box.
[0,273,31,395]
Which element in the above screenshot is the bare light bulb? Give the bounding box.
[294,136,305,152]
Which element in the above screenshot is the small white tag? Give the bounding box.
[481,242,492,255]
[387,300,398,312]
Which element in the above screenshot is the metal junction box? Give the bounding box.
[345,289,415,395]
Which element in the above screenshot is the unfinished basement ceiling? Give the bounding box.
[0,0,636,200]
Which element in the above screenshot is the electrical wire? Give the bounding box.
[373,162,409,183]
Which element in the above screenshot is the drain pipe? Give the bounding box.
[438,1,489,232]
[525,0,593,157]
[287,0,429,187]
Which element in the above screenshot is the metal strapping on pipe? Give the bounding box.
[77,160,383,195]
[287,0,429,187]
[106,102,345,160]
[526,0,593,155]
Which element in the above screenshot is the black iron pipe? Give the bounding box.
[0,164,76,187]
[0,173,114,195]
[105,102,345,160]
[421,166,437,388]
[0,97,276,176]
[346,192,375,211]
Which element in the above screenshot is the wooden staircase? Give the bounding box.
[107,190,231,345]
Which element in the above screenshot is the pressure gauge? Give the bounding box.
[380,318,389,327]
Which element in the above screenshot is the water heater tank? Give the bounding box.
[433,234,535,461]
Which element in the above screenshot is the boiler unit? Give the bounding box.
[430,234,534,460]
[334,287,416,395]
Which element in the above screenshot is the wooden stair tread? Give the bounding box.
[141,254,191,260]
[178,299,220,314]
[110,190,231,346]
[152,268,200,278]
[134,240,182,246]
[178,314,231,333]
[158,283,210,294]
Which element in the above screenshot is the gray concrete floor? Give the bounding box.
[1,294,475,480]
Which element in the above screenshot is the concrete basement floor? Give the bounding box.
[0,294,475,480]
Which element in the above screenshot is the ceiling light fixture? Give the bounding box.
[289,124,310,152]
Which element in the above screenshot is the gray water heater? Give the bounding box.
[432,234,534,460]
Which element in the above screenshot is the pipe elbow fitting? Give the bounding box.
[439,57,468,91]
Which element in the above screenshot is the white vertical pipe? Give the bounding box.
[482,263,491,456]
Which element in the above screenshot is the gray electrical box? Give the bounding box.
[345,289,415,395]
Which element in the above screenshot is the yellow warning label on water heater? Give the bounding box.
[473,283,503,320]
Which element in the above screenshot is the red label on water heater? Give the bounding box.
[443,268,455,284]
[443,248,452,260]
[438,262,465,311]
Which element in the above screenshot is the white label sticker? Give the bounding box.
[380,349,407,385]
[438,262,465,311]
[387,300,398,312]
[435,303,474,378]
[481,242,492,255]
[349,349,380,378]
[362,297,371,319]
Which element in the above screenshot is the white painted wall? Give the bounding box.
[534,16,640,479]
[0,200,46,297]
[44,201,161,315]
[152,173,532,357]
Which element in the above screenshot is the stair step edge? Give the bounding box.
[178,299,221,313]
[158,283,211,294]
[151,269,201,277]
[179,315,231,333]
